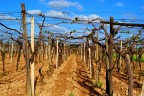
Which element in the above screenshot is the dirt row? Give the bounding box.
[36,55,104,96]
[0,55,142,96]
[36,55,77,96]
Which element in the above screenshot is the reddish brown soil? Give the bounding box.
[0,54,143,96]
[36,55,76,96]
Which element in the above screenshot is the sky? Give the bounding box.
[0,0,143,19]
[0,0,144,41]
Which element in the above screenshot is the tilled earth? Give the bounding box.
[0,55,143,96]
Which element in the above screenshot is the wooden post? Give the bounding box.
[105,35,110,94]
[48,40,51,66]
[1,43,5,74]
[81,44,82,61]
[64,43,65,60]
[125,54,133,96]
[119,40,122,71]
[11,41,14,63]
[56,39,59,69]
[48,34,52,73]
[8,41,10,58]
[89,47,91,71]
[70,49,71,55]
[64,43,67,60]
[45,44,48,60]
[21,3,31,96]
[31,16,34,96]
[41,41,43,61]
[96,33,99,82]
[141,81,144,96]
[49,35,51,64]
[106,17,114,96]
[84,43,86,63]
[88,39,92,77]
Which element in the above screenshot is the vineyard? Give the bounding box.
[0,3,144,96]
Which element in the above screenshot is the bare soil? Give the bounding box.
[0,54,143,96]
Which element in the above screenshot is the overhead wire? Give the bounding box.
[0,11,144,38]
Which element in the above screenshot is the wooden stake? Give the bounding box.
[106,17,114,96]
[88,40,92,75]
[96,33,99,82]
[89,47,91,70]
[21,3,31,96]
[141,81,144,96]
[31,16,34,96]
[64,43,66,60]
[45,44,48,60]
[84,43,86,63]
[56,39,59,69]
[47,34,52,74]
[119,40,122,71]
[81,44,82,61]
[11,41,14,63]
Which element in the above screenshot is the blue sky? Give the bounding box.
[0,0,143,18]
[0,0,144,41]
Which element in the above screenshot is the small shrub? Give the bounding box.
[93,81,103,88]
[69,91,75,96]
[113,53,118,57]
[132,55,137,61]
[132,54,144,62]
[140,56,144,62]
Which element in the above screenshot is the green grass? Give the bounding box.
[141,54,144,62]
[132,54,144,62]
[132,55,137,61]
[113,53,119,58]
[113,53,144,62]
[93,80,103,88]
[69,91,75,96]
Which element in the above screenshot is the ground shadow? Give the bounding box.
[74,58,104,96]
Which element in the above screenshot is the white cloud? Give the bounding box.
[0,14,16,20]
[45,24,68,33]
[88,14,100,19]
[27,10,42,15]
[115,2,124,7]
[45,10,68,19]
[52,25,67,31]
[48,0,76,8]
[73,14,101,22]
[47,0,83,11]
[74,15,88,20]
